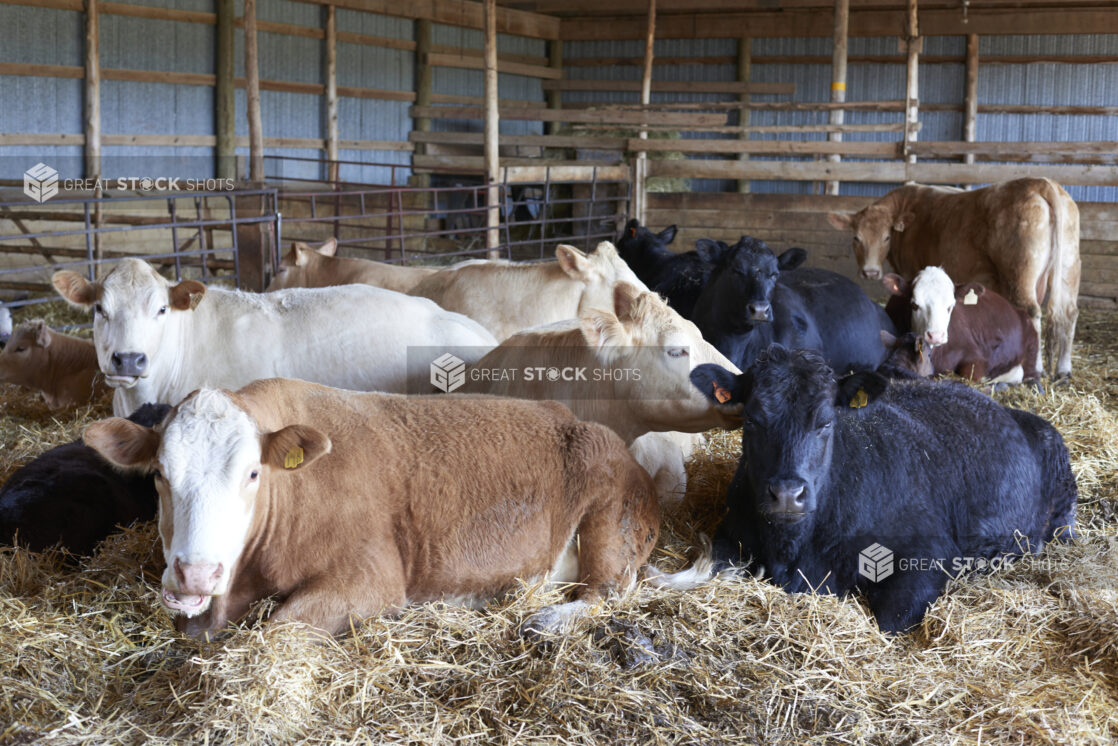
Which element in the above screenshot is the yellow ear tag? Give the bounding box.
[916,338,924,355]
[284,446,304,470]
[963,288,979,305]
[850,388,868,409]
[712,382,732,404]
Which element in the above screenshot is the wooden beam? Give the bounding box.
[963,33,978,169]
[564,52,1118,67]
[408,105,727,127]
[215,0,235,180]
[628,139,898,157]
[0,133,415,150]
[483,0,500,258]
[540,80,794,94]
[737,37,750,194]
[826,0,849,195]
[298,0,560,40]
[428,52,561,79]
[903,0,920,166]
[634,0,655,225]
[546,40,562,136]
[413,19,433,188]
[244,0,264,182]
[324,5,339,182]
[83,0,100,181]
[410,131,628,149]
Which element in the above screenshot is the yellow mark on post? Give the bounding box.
[831,81,846,91]
[850,388,869,409]
[284,446,304,470]
[963,288,979,305]
[712,381,733,404]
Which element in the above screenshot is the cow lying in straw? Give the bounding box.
[0,321,106,410]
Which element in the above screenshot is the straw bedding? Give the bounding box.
[2,308,1118,745]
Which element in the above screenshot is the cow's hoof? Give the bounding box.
[1026,379,1046,395]
[1052,373,1072,387]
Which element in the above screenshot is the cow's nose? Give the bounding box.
[861,268,882,281]
[174,557,224,595]
[110,351,147,376]
[926,330,948,346]
[747,302,772,321]
[768,479,808,514]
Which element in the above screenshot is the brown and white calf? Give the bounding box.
[266,238,439,294]
[84,378,703,638]
[0,320,105,409]
[881,267,1039,383]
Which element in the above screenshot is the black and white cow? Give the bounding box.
[615,219,733,318]
[0,403,170,555]
[691,241,895,375]
[690,346,1077,633]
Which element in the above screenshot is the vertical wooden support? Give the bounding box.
[964,33,979,166]
[736,37,751,194]
[84,0,100,182]
[903,0,920,168]
[215,0,235,180]
[825,0,849,195]
[483,0,500,259]
[633,0,655,225]
[244,0,264,182]
[413,19,433,188]
[324,5,339,183]
[546,41,563,136]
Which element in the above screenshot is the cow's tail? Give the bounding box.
[1041,178,1080,377]
[643,535,722,590]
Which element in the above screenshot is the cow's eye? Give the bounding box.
[667,347,688,358]
[911,301,919,311]
[157,305,168,316]
[94,303,106,318]
[884,234,891,242]
[13,346,25,353]
[249,470,259,482]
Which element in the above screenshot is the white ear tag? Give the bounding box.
[963,289,978,306]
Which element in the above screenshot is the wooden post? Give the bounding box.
[903,0,920,168]
[633,0,656,225]
[964,33,979,165]
[825,0,849,195]
[413,19,432,188]
[84,0,100,181]
[244,0,264,182]
[324,5,339,183]
[546,41,563,136]
[483,0,500,259]
[736,37,751,194]
[215,0,235,180]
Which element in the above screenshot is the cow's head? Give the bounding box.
[827,205,913,281]
[580,281,741,438]
[705,239,807,325]
[0,320,53,386]
[52,259,206,388]
[880,330,935,378]
[84,388,330,629]
[266,238,338,292]
[883,266,960,347]
[557,241,648,314]
[691,347,887,525]
[616,219,677,261]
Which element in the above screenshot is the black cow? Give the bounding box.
[691,241,895,375]
[0,402,170,556]
[615,219,733,318]
[690,347,1077,633]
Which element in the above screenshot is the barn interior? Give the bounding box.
[2,0,1118,742]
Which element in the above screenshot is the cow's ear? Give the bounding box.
[957,282,986,300]
[882,273,909,296]
[624,218,640,239]
[777,248,808,271]
[880,329,898,349]
[279,244,300,268]
[826,212,854,231]
[315,238,338,257]
[556,244,591,280]
[611,281,644,322]
[33,321,51,349]
[291,242,317,267]
[690,364,742,405]
[169,280,206,311]
[893,211,915,232]
[694,238,728,264]
[84,418,161,469]
[658,225,677,244]
[835,371,889,409]
[263,425,332,473]
[579,308,628,352]
[52,271,100,309]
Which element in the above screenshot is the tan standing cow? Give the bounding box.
[84,379,710,638]
[0,320,105,409]
[266,238,440,293]
[827,178,1080,377]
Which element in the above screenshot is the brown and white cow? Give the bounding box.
[827,178,1080,377]
[880,267,1039,384]
[83,378,706,638]
[0,320,105,409]
[266,238,439,294]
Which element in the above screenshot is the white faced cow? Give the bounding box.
[884,266,957,347]
[53,259,497,416]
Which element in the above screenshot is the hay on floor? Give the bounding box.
[1,312,1118,744]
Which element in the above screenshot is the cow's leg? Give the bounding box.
[270,567,405,635]
[1046,301,1078,379]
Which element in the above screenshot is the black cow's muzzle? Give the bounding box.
[747,302,773,322]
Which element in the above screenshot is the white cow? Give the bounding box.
[408,241,644,341]
[52,259,497,416]
[883,266,956,346]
